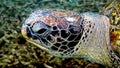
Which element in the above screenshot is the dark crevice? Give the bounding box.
[61,30,70,38]
[62,41,68,45]
[18,37,26,44]
[46,35,52,41]
[52,26,58,30]
[68,35,77,41]
[60,46,67,50]
[54,43,61,47]
[51,30,59,36]
[57,38,64,42]
[67,42,78,48]
[51,46,58,51]
[74,33,82,41]
[41,38,48,46]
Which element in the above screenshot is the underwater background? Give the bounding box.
[0,0,119,68]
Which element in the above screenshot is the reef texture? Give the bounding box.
[0,0,119,68]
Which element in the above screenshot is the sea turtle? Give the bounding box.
[21,9,120,67]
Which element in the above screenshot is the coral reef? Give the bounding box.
[0,0,119,68]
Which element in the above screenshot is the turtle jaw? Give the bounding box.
[26,38,49,51]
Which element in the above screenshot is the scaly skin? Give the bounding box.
[21,9,120,67]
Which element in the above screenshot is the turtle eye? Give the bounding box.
[31,21,53,37]
[31,21,49,33]
[25,27,38,39]
[37,28,47,34]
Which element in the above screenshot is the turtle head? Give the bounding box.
[21,9,83,57]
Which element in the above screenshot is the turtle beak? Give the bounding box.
[21,24,30,39]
